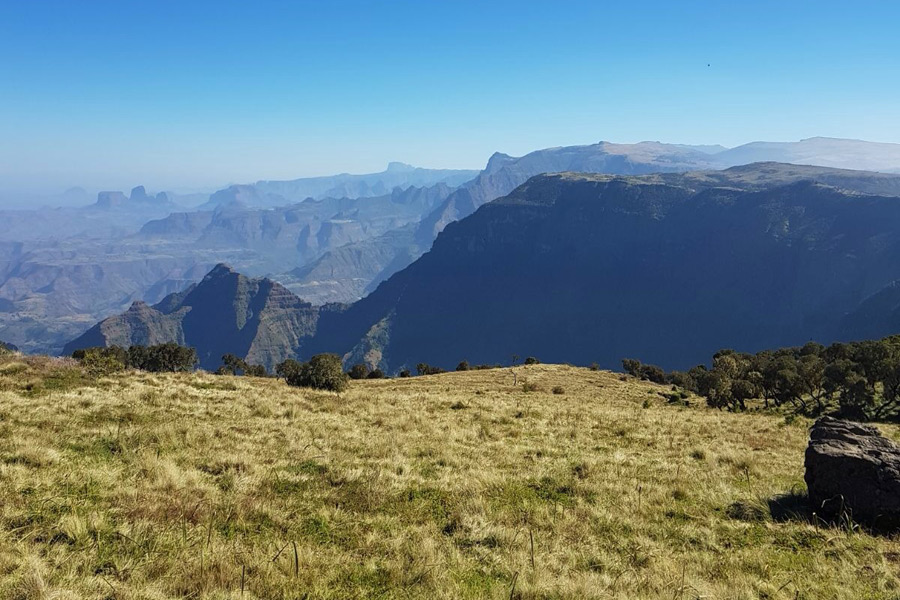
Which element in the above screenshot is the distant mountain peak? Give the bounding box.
[95,191,128,208]
[130,186,150,201]
[485,152,515,173]
[799,136,862,143]
[386,162,415,173]
[205,263,237,278]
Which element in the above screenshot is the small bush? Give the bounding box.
[640,364,668,384]
[244,364,268,377]
[524,356,540,365]
[367,368,385,379]
[552,386,565,395]
[80,351,126,377]
[220,353,248,375]
[275,359,303,380]
[522,380,540,393]
[622,358,642,377]
[141,343,197,372]
[456,360,470,372]
[398,369,411,378]
[621,358,668,384]
[286,354,348,392]
[348,363,370,380]
[416,363,446,376]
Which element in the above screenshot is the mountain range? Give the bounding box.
[288,138,900,306]
[201,162,479,209]
[66,162,900,373]
[8,137,900,356]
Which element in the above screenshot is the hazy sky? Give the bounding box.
[1,0,899,194]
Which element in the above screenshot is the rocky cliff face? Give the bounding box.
[414,141,722,246]
[368,140,900,299]
[305,164,900,372]
[296,142,729,304]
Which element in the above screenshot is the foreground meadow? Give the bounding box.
[0,359,899,599]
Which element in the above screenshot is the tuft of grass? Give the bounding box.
[521,380,541,393]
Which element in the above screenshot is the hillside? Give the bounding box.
[0,358,898,598]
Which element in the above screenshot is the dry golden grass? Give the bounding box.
[0,359,899,599]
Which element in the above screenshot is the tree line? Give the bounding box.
[73,343,197,374]
[73,343,540,394]
[624,335,900,421]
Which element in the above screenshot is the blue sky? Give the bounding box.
[1,0,899,193]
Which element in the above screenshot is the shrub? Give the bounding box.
[667,370,696,391]
[398,369,411,378]
[367,368,385,379]
[80,350,126,377]
[127,345,150,369]
[639,364,668,384]
[622,358,642,377]
[620,358,667,384]
[589,362,600,371]
[416,363,446,376]
[348,363,370,380]
[220,353,248,375]
[286,354,348,392]
[524,356,540,365]
[74,343,196,373]
[275,359,303,380]
[456,360,470,371]
[522,380,540,393]
[244,364,268,377]
[552,386,565,395]
[145,343,198,372]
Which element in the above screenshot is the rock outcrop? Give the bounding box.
[805,416,900,529]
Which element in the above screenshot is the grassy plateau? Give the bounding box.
[0,355,899,599]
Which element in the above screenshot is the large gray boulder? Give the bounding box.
[805,416,900,529]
